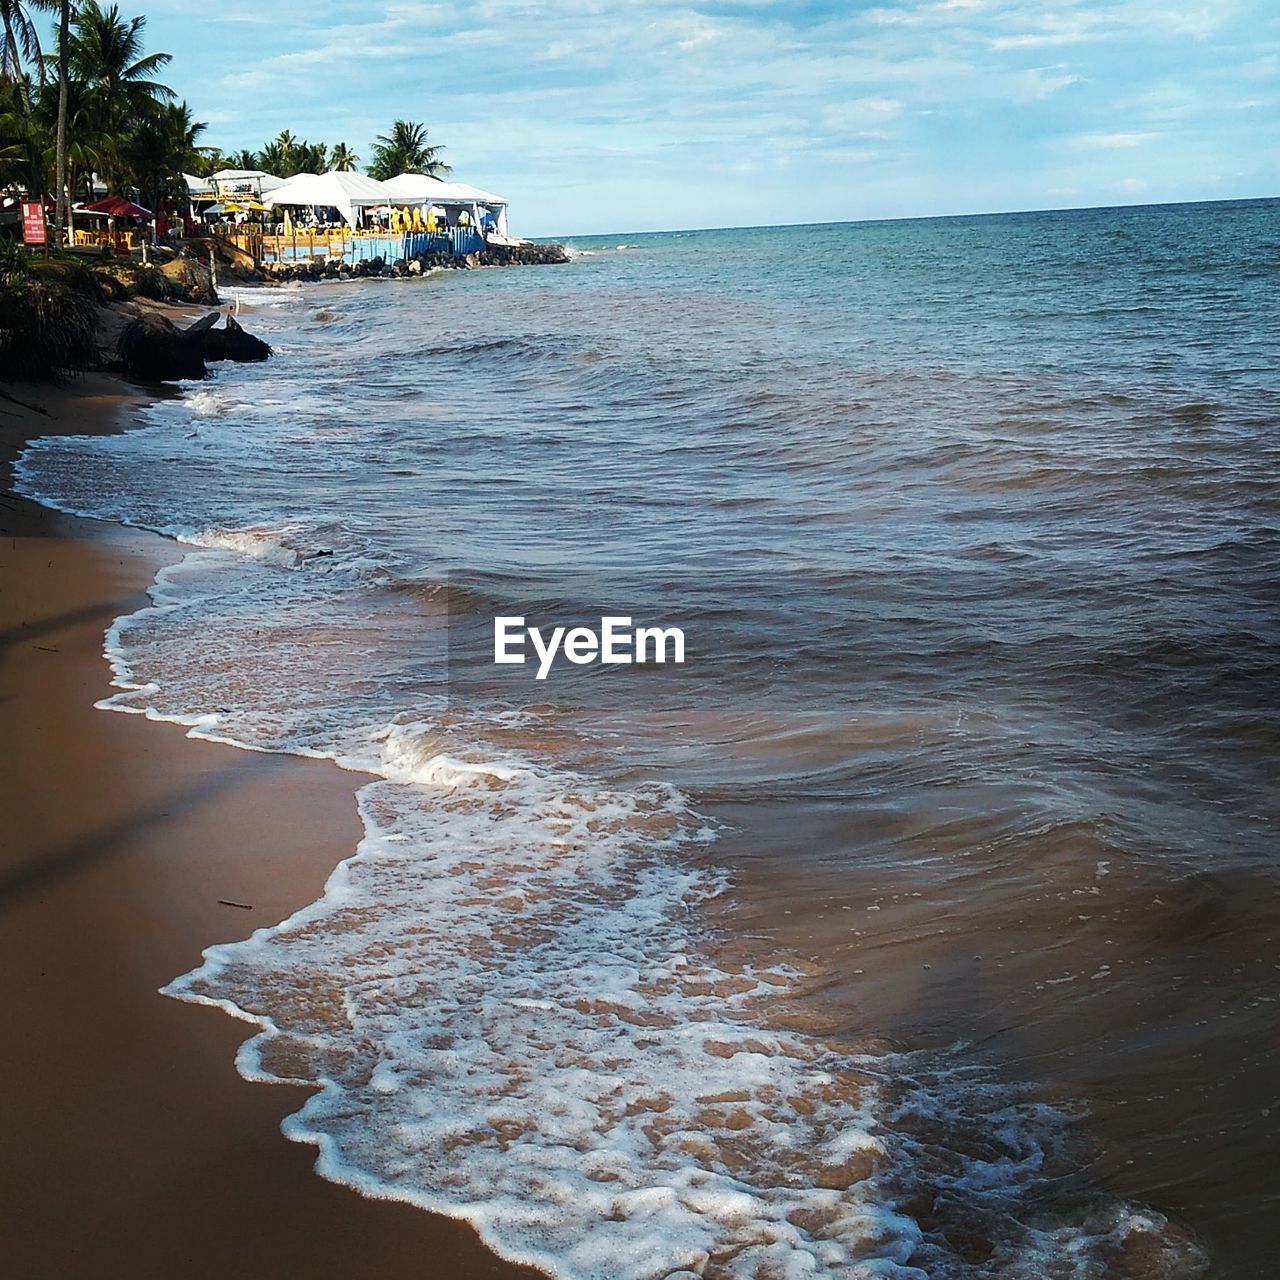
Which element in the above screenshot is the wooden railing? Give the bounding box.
[213,226,264,263]
[257,228,349,263]
[71,228,141,251]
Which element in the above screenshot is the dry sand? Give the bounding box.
[0,378,538,1279]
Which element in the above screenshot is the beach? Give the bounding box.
[4,201,1277,1279]
[0,381,535,1279]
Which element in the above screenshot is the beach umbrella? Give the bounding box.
[83,195,153,221]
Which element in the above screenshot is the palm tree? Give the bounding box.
[367,120,449,180]
[124,98,207,211]
[228,147,257,171]
[36,69,108,204]
[295,137,326,173]
[256,131,329,176]
[329,141,358,171]
[258,129,312,175]
[60,0,172,188]
[256,128,294,175]
[0,75,45,190]
[53,0,72,236]
[1,0,52,113]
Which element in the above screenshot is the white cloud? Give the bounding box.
[149,0,1280,233]
[1069,130,1156,148]
[1005,66,1081,101]
[819,146,884,165]
[823,97,904,130]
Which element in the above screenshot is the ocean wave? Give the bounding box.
[84,525,1207,1278]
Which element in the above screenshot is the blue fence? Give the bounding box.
[404,228,486,258]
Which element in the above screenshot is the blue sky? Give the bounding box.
[129,0,1276,236]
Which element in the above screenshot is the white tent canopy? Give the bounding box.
[383,173,510,235]
[381,173,451,205]
[265,170,396,228]
[436,180,509,206]
[384,172,508,206]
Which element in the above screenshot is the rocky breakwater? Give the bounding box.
[265,240,569,283]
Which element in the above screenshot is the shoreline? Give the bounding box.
[0,377,539,1278]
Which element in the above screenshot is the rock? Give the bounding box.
[408,259,423,276]
[159,256,219,303]
[477,241,570,267]
[201,313,271,363]
[118,313,207,383]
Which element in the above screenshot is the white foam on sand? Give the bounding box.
[96,542,1204,1279]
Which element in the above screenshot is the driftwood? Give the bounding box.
[118,312,272,383]
[202,314,271,363]
[182,312,221,337]
[118,313,207,383]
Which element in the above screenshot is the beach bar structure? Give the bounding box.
[185,169,288,206]
[256,170,513,266]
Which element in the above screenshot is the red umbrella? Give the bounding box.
[82,195,153,220]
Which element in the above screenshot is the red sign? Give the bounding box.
[21,200,46,245]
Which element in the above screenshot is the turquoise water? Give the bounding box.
[19,198,1280,1276]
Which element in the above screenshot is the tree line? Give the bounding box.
[0,0,449,231]
[207,121,450,184]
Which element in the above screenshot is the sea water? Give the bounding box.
[17,200,1280,1277]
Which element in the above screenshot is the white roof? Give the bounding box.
[211,168,286,193]
[265,170,397,227]
[384,172,508,206]
[438,180,509,206]
[184,172,215,195]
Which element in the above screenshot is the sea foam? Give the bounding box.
[94,537,1203,1279]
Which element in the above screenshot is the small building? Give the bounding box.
[210,169,287,200]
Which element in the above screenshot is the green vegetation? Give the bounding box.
[0,235,99,378]
[0,4,455,380]
[367,120,449,181]
[0,0,207,219]
[0,1,452,215]
[0,229,218,379]
[203,120,448,181]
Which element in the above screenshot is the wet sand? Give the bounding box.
[0,380,537,1279]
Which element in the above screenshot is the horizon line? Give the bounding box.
[537,191,1278,243]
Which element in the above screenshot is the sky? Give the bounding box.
[130,0,1278,236]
